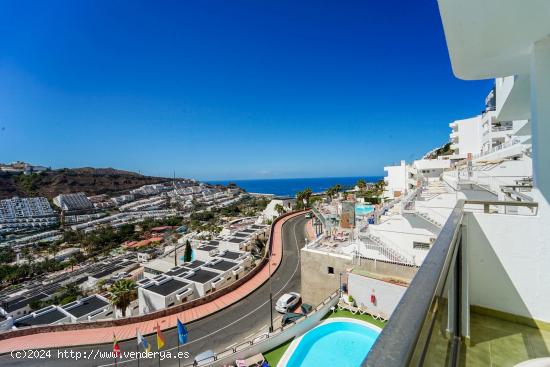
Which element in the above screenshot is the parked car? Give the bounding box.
[305,212,313,218]
[275,292,301,313]
[195,350,216,366]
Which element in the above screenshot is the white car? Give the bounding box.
[275,292,301,313]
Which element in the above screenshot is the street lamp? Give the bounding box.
[339,272,343,298]
[268,245,274,332]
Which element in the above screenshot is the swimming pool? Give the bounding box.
[280,318,381,367]
[355,204,374,216]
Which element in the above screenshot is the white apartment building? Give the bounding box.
[60,294,112,322]
[365,3,550,365]
[411,159,450,180]
[384,159,450,200]
[53,193,94,212]
[260,197,294,222]
[137,275,195,314]
[449,115,483,159]
[13,305,72,328]
[383,160,410,199]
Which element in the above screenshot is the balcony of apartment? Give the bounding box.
[450,143,459,151]
[450,130,459,140]
[363,199,550,367]
[489,123,515,141]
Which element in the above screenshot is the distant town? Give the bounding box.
[0,163,282,327]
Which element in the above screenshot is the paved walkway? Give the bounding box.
[0,212,303,353]
[306,218,316,241]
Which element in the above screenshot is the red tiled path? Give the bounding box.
[0,212,304,353]
[305,218,316,241]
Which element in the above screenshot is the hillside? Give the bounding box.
[0,168,176,200]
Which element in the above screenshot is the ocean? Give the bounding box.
[208,176,383,197]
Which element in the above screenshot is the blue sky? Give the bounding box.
[0,0,492,180]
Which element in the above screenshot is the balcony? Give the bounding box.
[363,200,547,367]
[450,131,459,140]
[491,125,514,132]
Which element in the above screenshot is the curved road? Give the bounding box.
[2,214,309,367]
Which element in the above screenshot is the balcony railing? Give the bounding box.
[491,125,514,132]
[472,136,521,159]
[362,199,539,367]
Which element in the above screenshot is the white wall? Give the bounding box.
[384,161,409,198]
[138,288,169,314]
[261,199,294,222]
[413,159,451,171]
[413,159,451,179]
[348,273,407,316]
[369,216,436,265]
[465,190,550,323]
[454,115,483,157]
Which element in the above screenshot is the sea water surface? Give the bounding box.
[208,176,383,197]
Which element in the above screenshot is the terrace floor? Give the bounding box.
[462,312,550,367]
[425,311,550,367]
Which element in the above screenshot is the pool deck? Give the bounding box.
[276,317,382,367]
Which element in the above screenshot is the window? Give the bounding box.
[413,241,430,250]
[328,266,334,274]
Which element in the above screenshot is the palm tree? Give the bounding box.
[356,179,367,192]
[96,279,107,293]
[47,242,59,260]
[301,188,313,208]
[274,203,285,216]
[183,240,193,262]
[68,256,78,272]
[109,279,137,317]
[295,191,304,210]
[21,247,34,265]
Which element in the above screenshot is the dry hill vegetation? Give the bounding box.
[0,167,174,199]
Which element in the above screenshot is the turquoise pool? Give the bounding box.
[284,320,380,367]
[355,204,374,216]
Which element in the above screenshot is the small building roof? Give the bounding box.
[228,237,245,243]
[196,245,218,252]
[146,278,190,296]
[62,295,108,318]
[182,260,205,269]
[218,251,242,260]
[185,269,221,284]
[14,307,68,327]
[204,260,239,272]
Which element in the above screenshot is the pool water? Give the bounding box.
[355,204,374,216]
[286,321,380,367]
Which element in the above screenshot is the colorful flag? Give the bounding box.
[155,323,165,350]
[113,333,121,357]
[137,329,151,352]
[177,319,188,345]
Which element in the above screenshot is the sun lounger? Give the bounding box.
[236,353,266,367]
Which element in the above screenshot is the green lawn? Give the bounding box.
[323,308,386,329]
[263,309,384,366]
[264,339,293,366]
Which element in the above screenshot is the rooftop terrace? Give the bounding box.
[205,260,239,272]
[185,269,221,284]
[62,296,108,318]
[15,307,67,327]
[146,279,190,296]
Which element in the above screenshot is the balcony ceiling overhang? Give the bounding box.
[437,0,550,80]
[497,75,531,121]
